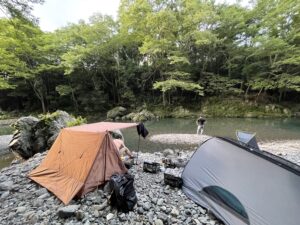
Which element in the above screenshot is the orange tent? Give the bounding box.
[28,122,138,205]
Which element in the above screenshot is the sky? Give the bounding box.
[33,0,121,31]
[33,0,249,32]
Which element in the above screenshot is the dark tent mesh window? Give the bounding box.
[202,186,249,223]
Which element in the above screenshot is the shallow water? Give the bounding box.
[0,125,13,136]
[0,153,15,169]
[0,117,299,169]
[122,117,300,152]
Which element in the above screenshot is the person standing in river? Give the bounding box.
[196,116,206,135]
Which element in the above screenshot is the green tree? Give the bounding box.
[0,0,44,21]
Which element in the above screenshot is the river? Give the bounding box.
[1,117,300,169]
[122,117,300,152]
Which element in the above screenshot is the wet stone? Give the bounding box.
[57,205,80,219]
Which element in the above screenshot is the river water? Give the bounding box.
[1,118,300,169]
[122,117,300,152]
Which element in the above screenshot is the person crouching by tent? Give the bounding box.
[196,115,206,135]
[113,138,135,168]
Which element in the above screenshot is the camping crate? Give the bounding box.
[143,161,160,173]
[164,168,183,188]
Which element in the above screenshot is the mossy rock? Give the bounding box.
[122,109,156,122]
[132,109,156,122]
[9,110,85,159]
[107,107,127,120]
[122,112,136,121]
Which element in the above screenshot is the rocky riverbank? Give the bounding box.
[0,134,299,225]
[259,140,300,165]
[0,150,222,225]
[150,134,300,165]
[149,134,211,145]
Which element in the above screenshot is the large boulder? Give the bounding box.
[107,107,127,120]
[122,109,156,122]
[9,111,77,159]
[9,116,39,159]
[131,109,156,122]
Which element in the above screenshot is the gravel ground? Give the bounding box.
[149,134,211,145]
[0,151,221,225]
[0,134,299,225]
[259,140,300,165]
[150,134,300,165]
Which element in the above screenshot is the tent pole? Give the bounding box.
[136,135,141,165]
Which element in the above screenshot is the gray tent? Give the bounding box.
[236,130,260,150]
[182,137,300,225]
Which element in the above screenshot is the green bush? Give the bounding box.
[67,116,87,127]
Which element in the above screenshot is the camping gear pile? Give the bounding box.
[162,156,188,168]
[142,155,185,188]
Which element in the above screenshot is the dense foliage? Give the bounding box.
[0,0,299,114]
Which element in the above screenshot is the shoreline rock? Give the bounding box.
[9,111,76,159]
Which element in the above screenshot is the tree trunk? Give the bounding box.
[256,87,264,102]
[244,84,250,100]
[279,89,283,102]
[41,98,46,114]
[29,80,47,113]
[71,88,79,112]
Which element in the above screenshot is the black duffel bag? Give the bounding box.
[109,173,137,212]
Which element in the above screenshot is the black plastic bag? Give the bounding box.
[137,123,149,138]
[109,173,137,212]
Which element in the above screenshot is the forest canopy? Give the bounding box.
[0,0,299,114]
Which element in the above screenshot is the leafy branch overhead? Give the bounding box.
[153,79,204,95]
